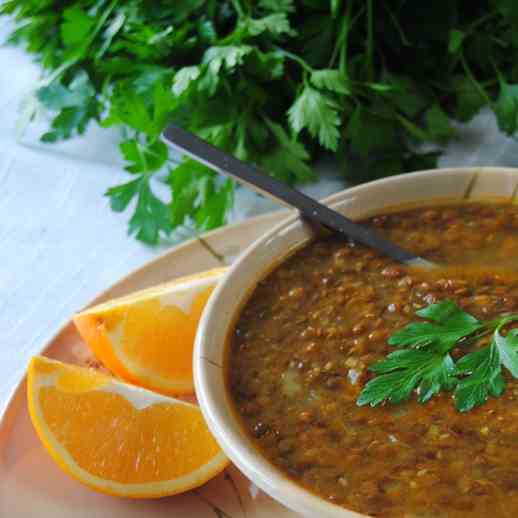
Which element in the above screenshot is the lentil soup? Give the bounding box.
[227,201,518,517]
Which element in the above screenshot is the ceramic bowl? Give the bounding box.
[194,167,518,517]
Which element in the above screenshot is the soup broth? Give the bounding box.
[227,202,518,517]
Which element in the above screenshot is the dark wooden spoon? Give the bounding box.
[163,125,433,268]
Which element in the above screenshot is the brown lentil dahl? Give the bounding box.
[227,201,518,517]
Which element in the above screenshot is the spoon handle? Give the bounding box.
[163,125,430,267]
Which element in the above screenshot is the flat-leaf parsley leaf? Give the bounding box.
[358,300,518,411]
[454,327,518,411]
[357,349,457,406]
[388,300,482,352]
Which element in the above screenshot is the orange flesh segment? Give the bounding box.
[73,313,132,381]
[39,387,221,483]
[27,357,228,496]
[73,268,226,395]
[101,285,214,383]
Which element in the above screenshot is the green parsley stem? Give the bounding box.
[230,0,245,19]
[273,47,313,74]
[459,53,494,110]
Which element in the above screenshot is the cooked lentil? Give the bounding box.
[227,201,518,517]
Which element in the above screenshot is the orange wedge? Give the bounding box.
[27,356,228,498]
[73,267,227,395]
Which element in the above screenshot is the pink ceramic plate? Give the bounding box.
[0,210,299,518]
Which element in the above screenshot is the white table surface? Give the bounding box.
[2,16,518,411]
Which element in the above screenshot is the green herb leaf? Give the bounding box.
[168,160,202,228]
[128,178,171,244]
[106,175,171,244]
[416,300,479,326]
[454,344,506,412]
[245,14,294,37]
[37,71,97,141]
[105,178,141,212]
[288,86,341,150]
[261,120,314,183]
[194,177,234,231]
[103,85,153,133]
[203,45,253,74]
[358,349,457,406]
[494,328,518,377]
[60,6,95,47]
[41,105,93,141]
[425,105,455,144]
[359,300,518,412]
[310,69,350,95]
[37,71,95,111]
[389,300,482,351]
[448,29,465,54]
[167,159,234,231]
[103,79,174,138]
[173,66,201,96]
[120,139,168,174]
[495,78,518,135]
[451,76,486,122]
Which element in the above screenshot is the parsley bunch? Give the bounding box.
[3,1,518,243]
[357,300,518,412]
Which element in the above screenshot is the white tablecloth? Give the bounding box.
[2,16,518,410]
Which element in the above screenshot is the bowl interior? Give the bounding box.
[194,167,518,517]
